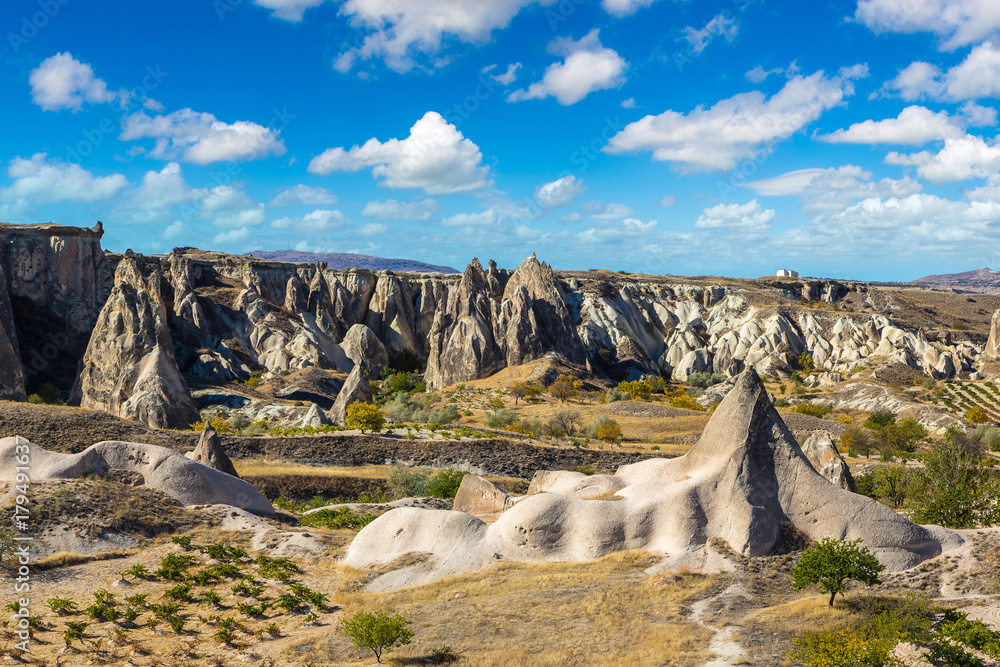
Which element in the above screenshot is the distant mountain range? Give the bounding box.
[245,250,458,274]
[912,267,1000,293]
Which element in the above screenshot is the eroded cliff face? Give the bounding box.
[0,223,992,423]
[75,253,200,429]
[0,222,108,394]
[0,253,25,400]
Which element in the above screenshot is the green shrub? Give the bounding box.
[426,469,466,499]
[907,432,1000,528]
[605,387,629,403]
[484,408,518,429]
[338,609,413,664]
[300,507,380,531]
[686,372,724,388]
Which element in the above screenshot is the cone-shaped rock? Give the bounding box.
[344,369,947,590]
[340,323,389,377]
[299,403,331,429]
[187,423,240,478]
[330,364,374,425]
[985,310,1000,359]
[801,430,856,491]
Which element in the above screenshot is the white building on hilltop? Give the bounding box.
[776,269,799,278]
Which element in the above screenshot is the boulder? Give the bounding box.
[453,475,517,520]
[800,430,856,491]
[330,364,374,425]
[75,255,200,429]
[1,436,270,514]
[299,403,331,429]
[340,323,389,377]
[186,423,240,478]
[344,369,951,590]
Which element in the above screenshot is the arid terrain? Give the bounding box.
[2,223,1000,666]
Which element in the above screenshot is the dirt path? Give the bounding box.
[690,583,746,666]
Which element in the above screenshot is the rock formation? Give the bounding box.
[344,369,953,590]
[0,436,270,514]
[186,423,240,478]
[0,254,25,401]
[340,323,389,376]
[75,254,200,429]
[800,430,856,491]
[330,364,374,425]
[299,403,331,428]
[985,309,1000,359]
[453,475,518,520]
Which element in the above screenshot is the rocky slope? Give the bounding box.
[1,222,998,427]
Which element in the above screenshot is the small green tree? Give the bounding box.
[509,382,541,405]
[907,432,1000,528]
[338,609,413,663]
[798,351,815,374]
[792,538,885,607]
[346,402,385,434]
[549,374,580,402]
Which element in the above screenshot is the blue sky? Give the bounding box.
[3,0,1000,280]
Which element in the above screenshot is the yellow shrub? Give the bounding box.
[669,394,705,412]
[346,402,385,433]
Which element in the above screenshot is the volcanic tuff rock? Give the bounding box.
[453,474,518,520]
[0,436,271,514]
[0,254,24,400]
[330,364,374,425]
[299,403,331,429]
[186,423,240,478]
[344,369,952,590]
[339,323,389,376]
[800,430,856,491]
[985,310,1000,359]
[75,254,200,430]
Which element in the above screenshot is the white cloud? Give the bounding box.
[199,185,266,228]
[164,221,190,240]
[682,13,738,55]
[605,66,868,171]
[745,65,779,83]
[332,0,556,73]
[960,101,999,127]
[269,185,338,207]
[659,194,676,207]
[585,201,637,220]
[440,209,502,228]
[560,212,583,223]
[358,222,389,236]
[120,109,286,164]
[743,165,922,213]
[29,53,115,112]
[489,62,522,85]
[886,135,1000,183]
[308,111,492,194]
[534,175,585,207]
[855,0,1000,50]
[578,217,658,244]
[621,98,637,109]
[819,106,965,144]
[213,227,253,245]
[114,162,197,223]
[253,0,327,21]
[360,198,441,220]
[508,29,627,106]
[695,200,775,231]
[271,209,348,232]
[881,43,1000,102]
[601,0,658,18]
[1,153,126,204]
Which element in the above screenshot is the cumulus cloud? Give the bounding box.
[578,217,658,244]
[743,165,922,213]
[819,106,965,144]
[695,200,775,231]
[120,109,286,164]
[659,194,676,207]
[113,162,197,223]
[886,135,1000,183]
[585,201,637,220]
[199,185,267,228]
[332,0,556,73]
[269,185,338,207]
[682,13,739,54]
[213,227,254,245]
[253,0,327,21]
[508,30,627,105]
[881,43,1000,102]
[29,53,116,112]
[271,209,348,232]
[605,66,868,171]
[308,111,492,194]
[855,0,1000,50]
[1,153,126,205]
[601,0,659,17]
[534,175,585,207]
[357,222,389,236]
[360,198,441,220]
[483,63,522,85]
[440,209,502,228]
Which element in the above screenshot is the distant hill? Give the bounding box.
[912,267,1000,293]
[245,250,458,274]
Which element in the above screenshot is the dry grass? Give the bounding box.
[743,594,858,636]
[289,551,718,666]
[233,460,394,479]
